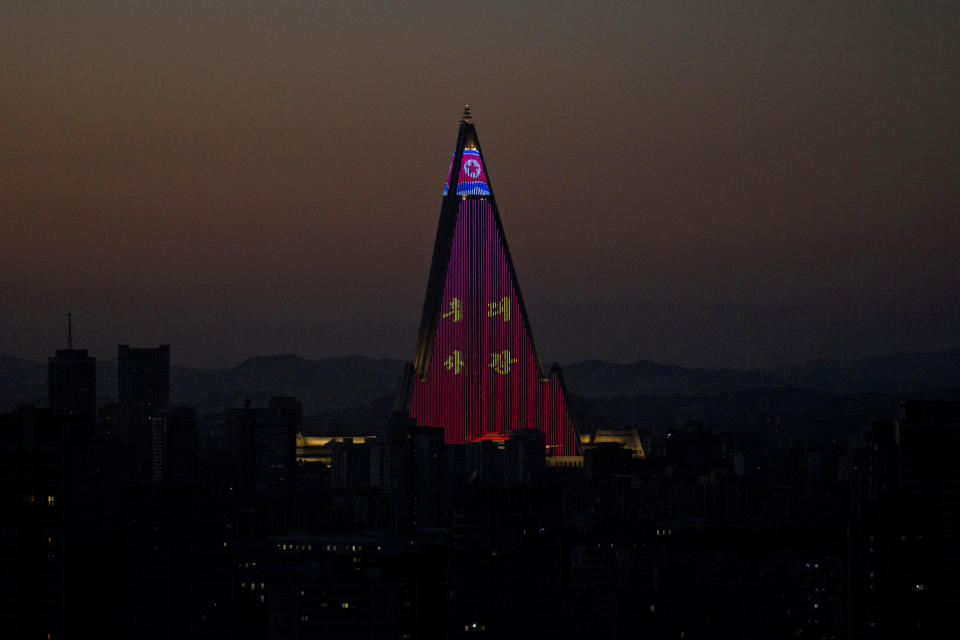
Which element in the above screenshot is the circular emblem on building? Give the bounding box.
[463,158,482,179]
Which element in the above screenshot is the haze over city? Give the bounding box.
[2,1,958,368]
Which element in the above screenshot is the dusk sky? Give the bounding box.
[2,1,958,369]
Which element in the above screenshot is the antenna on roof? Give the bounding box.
[67,312,73,349]
[461,104,472,123]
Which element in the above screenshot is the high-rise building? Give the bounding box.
[896,401,959,634]
[151,406,199,484]
[505,428,546,485]
[226,396,301,535]
[859,402,960,636]
[408,425,445,527]
[0,406,66,639]
[48,314,96,424]
[400,108,580,456]
[118,344,170,472]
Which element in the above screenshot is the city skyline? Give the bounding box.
[2,1,958,368]
[2,4,959,635]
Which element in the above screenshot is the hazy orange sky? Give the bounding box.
[2,1,958,367]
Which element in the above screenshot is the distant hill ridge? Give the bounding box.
[1,349,957,414]
[562,349,960,397]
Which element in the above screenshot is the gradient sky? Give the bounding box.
[2,1,958,368]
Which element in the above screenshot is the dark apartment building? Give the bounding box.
[119,344,170,475]
[226,396,301,536]
[152,406,199,484]
[0,407,66,639]
[48,317,96,425]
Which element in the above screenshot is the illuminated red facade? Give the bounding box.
[402,116,580,456]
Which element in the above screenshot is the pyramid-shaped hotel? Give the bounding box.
[399,109,580,457]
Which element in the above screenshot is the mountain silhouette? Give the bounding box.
[1,349,957,416]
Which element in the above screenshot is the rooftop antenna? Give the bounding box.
[67,312,73,349]
[461,104,472,123]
